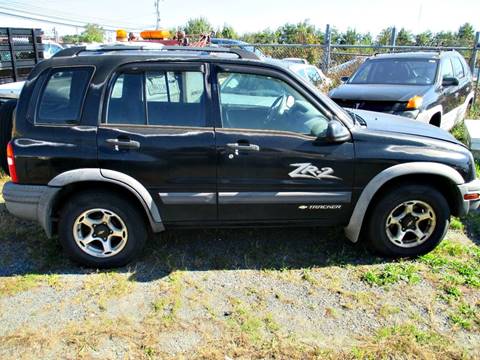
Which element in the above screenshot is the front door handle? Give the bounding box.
[226,143,260,152]
[106,138,140,150]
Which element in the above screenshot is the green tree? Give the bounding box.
[457,23,475,46]
[415,31,433,46]
[183,17,213,35]
[80,23,104,43]
[62,34,82,44]
[277,20,321,44]
[433,31,456,46]
[396,28,414,45]
[218,24,237,39]
[360,32,373,45]
[241,29,279,44]
[339,28,361,45]
[376,27,393,45]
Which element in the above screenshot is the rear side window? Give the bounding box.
[451,57,465,79]
[37,68,92,124]
[106,70,206,127]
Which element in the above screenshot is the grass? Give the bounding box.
[149,271,184,328]
[361,263,421,287]
[451,120,468,145]
[449,302,480,330]
[0,175,479,358]
[468,100,480,119]
[81,271,135,311]
[0,273,61,297]
[420,240,480,289]
[449,217,464,231]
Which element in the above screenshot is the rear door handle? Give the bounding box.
[226,143,260,152]
[106,138,140,150]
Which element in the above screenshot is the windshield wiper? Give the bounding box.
[347,110,367,126]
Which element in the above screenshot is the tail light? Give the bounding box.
[6,141,18,183]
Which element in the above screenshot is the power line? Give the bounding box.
[0,7,148,31]
[1,0,148,28]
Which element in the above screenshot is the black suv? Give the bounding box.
[3,46,480,268]
[329,51,474,131]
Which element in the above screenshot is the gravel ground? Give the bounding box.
[0,177,479,359]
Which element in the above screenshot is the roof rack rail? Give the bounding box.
[53,46,86,57]
[53,45,261,60]
[161,46,260,60]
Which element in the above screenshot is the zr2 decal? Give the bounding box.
[288,163,341,181]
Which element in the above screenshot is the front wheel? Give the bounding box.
[59,192,148,268]
[366,185,450,257]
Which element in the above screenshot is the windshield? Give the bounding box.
[350,58,438,85]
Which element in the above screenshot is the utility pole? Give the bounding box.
[154,0,161,29]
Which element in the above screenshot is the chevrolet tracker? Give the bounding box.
[3,45,480,268]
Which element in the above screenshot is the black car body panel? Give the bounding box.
[4,46,480,248]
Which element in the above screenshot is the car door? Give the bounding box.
[213,65,355,225]
[451,55,472,112]
[97,62,217,223]
[438,58,457,116]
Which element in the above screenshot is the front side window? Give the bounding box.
[106,70,206,127]
[451,57,465,79]
[37,67,92,124]
[218,72,329,136]
[440,59,454,79]
[350,58,438,85]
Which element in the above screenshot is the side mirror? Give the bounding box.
[340,76,349,83]
[321,120,351,143]
[442,76,459,87]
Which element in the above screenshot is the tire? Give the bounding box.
[366,185,450,257]
[0,100,16,175]
[58,191,148,268]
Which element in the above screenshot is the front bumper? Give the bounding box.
[457,178,480,214]
[2,182,60,237]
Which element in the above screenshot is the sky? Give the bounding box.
[0,0,479,38]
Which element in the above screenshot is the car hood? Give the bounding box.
[330,83,430,102]
[0,81,24,99]
[351,109,461,145]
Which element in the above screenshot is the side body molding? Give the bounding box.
[49,168,164,233]
[345,162,464,243]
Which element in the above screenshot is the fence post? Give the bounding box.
[322,24,331,73]
[6,28,17,82]
[470,31,480,73]
[390,26,397,52]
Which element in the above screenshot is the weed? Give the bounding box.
[420,240,480,289]
[0,273,61,296]
[362,263,421,287]
[449,217,464,231]
[81,272,134,310]
[468,101,480,119]
[451,121,468,145]
[378,303,401,318]
[450,302,480,330]
[300,268,318,285]
[150,271,183,327]
[442,284,462,300]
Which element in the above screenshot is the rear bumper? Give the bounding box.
[2,182,60,237]
[457,179,480,214]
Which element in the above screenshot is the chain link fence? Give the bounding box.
[252,43,479,91]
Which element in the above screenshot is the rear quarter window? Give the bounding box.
[36,67,93,125]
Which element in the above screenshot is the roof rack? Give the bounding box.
[53,45,260,60]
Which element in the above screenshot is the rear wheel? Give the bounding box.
[0,100,16,174]
[366,185,449,257]
[59,192,148,268]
